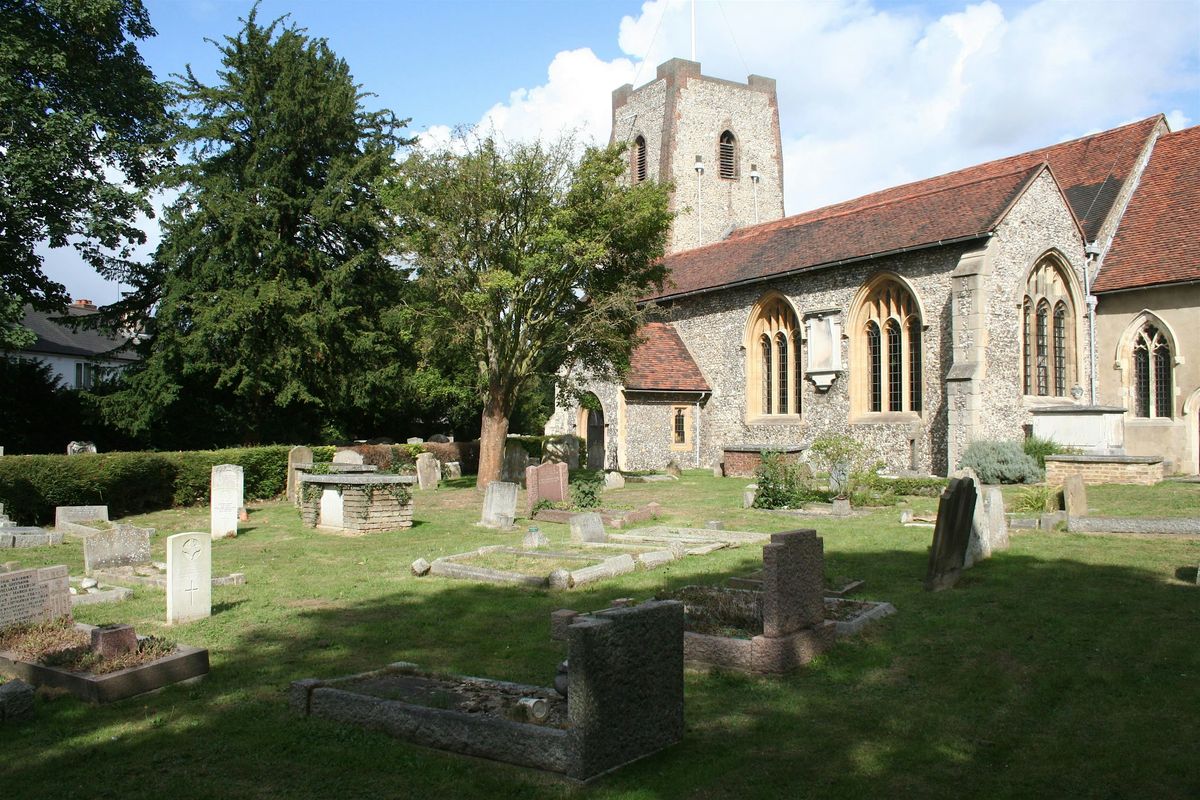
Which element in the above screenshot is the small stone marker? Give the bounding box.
[167,532,211,625]
[711,461,724,478]
[1062,474,1087,517]
[0,565,70,627]
[665,460,682,479]
[83,526,151,574]
[415,452,440,490]
[479,481,518,529]
[604,471,625,489]
[761,530,825,637]
[526,461,569,515]
[924,478,978,591]
[210,464,243,539]
[332,449,364,464]
[90,624,138,659]
[286,445,313,503]
[743,484,757,508]
[444,461,462,479]
[570,512,606,543]
[406,437,424,445]
[410,558,431,577]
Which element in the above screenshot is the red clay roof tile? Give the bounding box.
[625,322,710,392]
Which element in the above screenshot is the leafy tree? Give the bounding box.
[395,134,673,487]
[0,0,172,347]
[108,9,414,446]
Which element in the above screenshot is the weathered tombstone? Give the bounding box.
[924,478,978,591]
[984,487,1010,553]
[415,452,440,491]
[761,530,826,637]
[84,526,151,574]
[0,679,34,721]
[166,532,211,625]
[66,441,97,455]
[210,464,242,539]
[332,449,364,465]
[743,484,757,508]
[543,435,580,469]
[443,461,462,479]
[1062,474,1088,517]
[0,565,70,627]
[829,461,850,496]
[526,461,569,515]
[479,481,518,529]
[405,437,424,445]
[54,505,109,530]
[286,445,313,503]
[711,460,724,478]
[665,459,682,479]
[500,443,530,485]
[604,471,625,489]
[570,512,606,543]
[428,433,450,443]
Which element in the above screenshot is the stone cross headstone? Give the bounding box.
[210,464,242,539]
[924,478,978,591]
[761,529,826,637]
[286,445,313,503]
[479,481,518,529]
[500,443,530,485]
[415,452,440,491]
[0,565,70,627]
[570,512,607,543]
[526,461,569,515]
[167,532,211,625]
[332,449,364,465]
[1062,474,1088,517]
[83,526,151,574]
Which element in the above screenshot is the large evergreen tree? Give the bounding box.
[109,10,413,446]
[0,0,172,347]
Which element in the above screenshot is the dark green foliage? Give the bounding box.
[752,452,826,509]
[1023,434,1075,469]
[960,440,1043,484]
[0,0,172,346]
[569,471,604,509]
[0,445,290,524]
[885,476,949,497]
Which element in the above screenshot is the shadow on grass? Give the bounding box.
[5,547,1200,800]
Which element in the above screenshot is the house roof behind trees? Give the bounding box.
[11,302,139,362]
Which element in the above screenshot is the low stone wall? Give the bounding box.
[722,445,805,478]
[1044,455,1163,486]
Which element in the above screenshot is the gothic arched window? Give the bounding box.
[854,275,923,415]
[719,130,738,179]
[1022,254,1077,397]
[1132,324,1173,418]
[747,294,800,418]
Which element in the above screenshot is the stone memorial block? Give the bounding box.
[90,624,138,659]
[54,505,109,529]
[761,530,826,637]
[984,488,1009,552]
[525,461,569,515]
[428,434,449,443]
[479,481,518,529]
[332,449,364,464]
[286,446,313,503]
[604,471,625,489]
[1063,474,1088,516]
[84,526,151,574]
[415,452,440,491]
[0,565,70,627]
[405,437,424,445]
[570,512,606,543]
[210,464,242,539]
[444,461,462,479]
[924,478,977,591]
[167,532,211,625]
[318,488,344,529]
[0,679,34,721]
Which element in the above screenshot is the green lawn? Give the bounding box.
[3,472,1199,798]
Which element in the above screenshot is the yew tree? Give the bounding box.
[396,134,673,487]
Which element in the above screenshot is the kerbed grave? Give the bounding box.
[291,600,683,781]
[533,502,662,529]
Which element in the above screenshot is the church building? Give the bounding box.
[548,58,1199,477]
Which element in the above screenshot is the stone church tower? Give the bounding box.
[611,58,785,254]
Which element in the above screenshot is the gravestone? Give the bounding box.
[444,461,462,479]
[604,471,625,489]
[526,461,569,515]
[953,468,989,568]
[286,446,313,503]
[332,449,364,465]
[415,452,440,490]
[665,459,682,479]
[210,464,242,539]
[570,512,607,543]
[0,565,70,627]
[523,529,550,548]
[479,481,518,529]
[829,462,850,496]
[761,530,825,637]
[54,505,109,530]
[543,435,580,469]
[924,478,978,591]
[1062,474,1088,517]
[405,437,424,445]
[66,441,97,455]
[166,532,211,625]
[84,526,151,574]
[500,443,530,485]
[966,487,1010,566]
[711,461,724,478]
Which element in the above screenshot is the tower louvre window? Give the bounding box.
[633,135,647,183]
[719,130,737,179]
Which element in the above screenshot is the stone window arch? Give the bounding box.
[1022,253,1078,397]
[1126,319,1175,418]
[718,130,738,179]
[746,292,800,418]
[851,274,923,415]
[632,135,647,183]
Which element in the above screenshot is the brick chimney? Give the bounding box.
[71,298,97,311]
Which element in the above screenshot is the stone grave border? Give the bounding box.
[69,577,133,607]
[533,502,661,529]
[0,622,209,704]
[824,597,898,636]
[1006,513,1200,534]
[429,545,640,589]
[88,567,244,591]
[1,529,62,548]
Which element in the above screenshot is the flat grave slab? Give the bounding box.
[69,577,133,607]
[89,564,245,590]
[0,528,63,548]
[533,502,662,529]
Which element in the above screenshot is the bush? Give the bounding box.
[570,471,603,509]
[887,477,949,497]
[1023,435,1074,469]
[809,434,865,497]
[959,440,1043,484]
[753,452,827,509]
[1013,485,1057,513]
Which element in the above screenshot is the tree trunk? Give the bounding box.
[476,392,511,490]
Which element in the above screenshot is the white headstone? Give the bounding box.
[480,481,518,528]
[415,452,440,490]
[570,512,607,543]
[210,464,242,539]
[319,488,344,529]
[333,449,364,464]
[167,532,211,625]
[406,437,424,445]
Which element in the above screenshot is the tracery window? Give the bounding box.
[1022,255,1077,397]
[854,275,923,415]
[1132,324,1173,418]
[747,294,800,418]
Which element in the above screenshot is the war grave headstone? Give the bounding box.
[167,533,212,625]
[210,464,242,539]
[290,600,684,781]
[287,446,314,503]
[526,461,569,515]
[924,478,978,591]
[0,566,70,627]
[415,452,440,491]
[479,481,518,529]
[1062,474,1088,517]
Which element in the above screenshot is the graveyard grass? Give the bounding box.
[3,473,1199,798]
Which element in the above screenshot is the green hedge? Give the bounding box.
[0,446,292,525]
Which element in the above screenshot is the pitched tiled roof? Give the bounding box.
[1093,126,1200,293]
[625,322,710,392]
[648,116,1162,302]
[14,305,138,361]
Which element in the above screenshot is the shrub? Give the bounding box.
[1023,435,1074,469]
[570,471,603,509]
[848,462,898,507]
[1013,485,1057,513]
[959,440,1043,484]
[809,435,865,497]
[887,477,949,497]
[753,452,826,509]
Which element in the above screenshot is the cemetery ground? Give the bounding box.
[3,473,1199,798]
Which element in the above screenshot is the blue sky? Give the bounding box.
[42,0,1200,305]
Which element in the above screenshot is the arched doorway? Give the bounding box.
[578,395,605,470]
